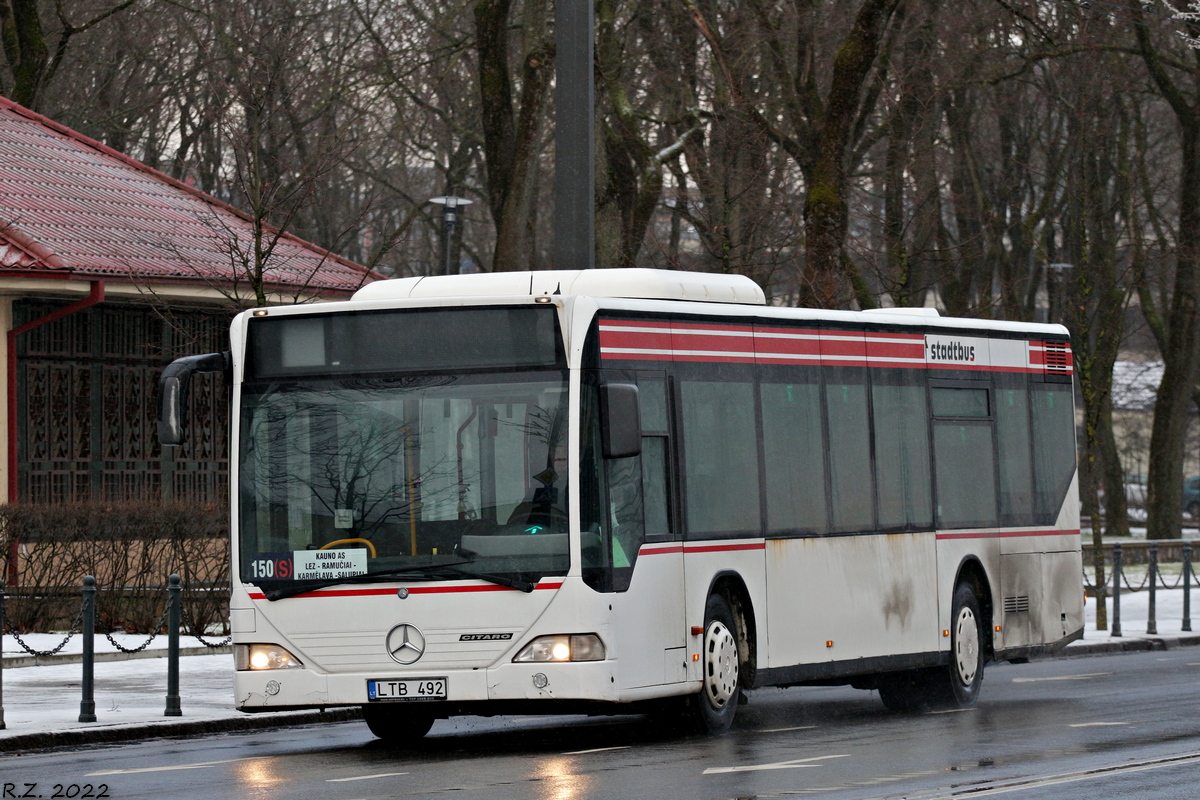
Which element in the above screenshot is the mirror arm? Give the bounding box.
[157,351,230,446]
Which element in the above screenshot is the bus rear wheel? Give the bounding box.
[878,581,985,712]
[689,594,742,735]
[943,581,985,707]
[362,704,436,743]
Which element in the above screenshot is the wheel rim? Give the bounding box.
[953,605,980,686]
[703,619,739,708]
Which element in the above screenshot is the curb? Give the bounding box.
[0,707,363,753]
[1060,635,1200,657]
[2,646,231,669]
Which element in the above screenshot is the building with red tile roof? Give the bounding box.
[0,96,377,506]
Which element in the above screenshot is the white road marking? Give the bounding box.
[703,754,851,774]
[327,772,409,782]
[862,751,1200,799]
[561,745,632,755]
[1068,721,1130,727]
[757,725,818,733]
[88,758,253,776]
[1011,672,1110,683]
[927,708,976,714]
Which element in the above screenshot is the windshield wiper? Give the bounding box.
[429,564,537,593]
[262,561,536,600]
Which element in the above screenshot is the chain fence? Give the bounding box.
[1083,540,1197,636]
[182,606,232,648]
[1,573,232,727]
[4,608,84,658]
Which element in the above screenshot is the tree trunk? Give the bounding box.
[475,0,553,272]
[3,0,49,109]
[802,0,897,308]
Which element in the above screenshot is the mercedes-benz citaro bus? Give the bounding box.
[157,268,1084,742]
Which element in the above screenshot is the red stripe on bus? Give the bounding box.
[598,319,1074,376]
[931,527,1084,542]
[640,545,684,555]
[678,333,756,352]
[685,542,767,553]
[247,581,564,600]
[640,542,766,555]
[866,340,926,360]
[600,329,673,351]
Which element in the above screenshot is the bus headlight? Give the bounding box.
[235,644,304,671]
[513,634,605,663]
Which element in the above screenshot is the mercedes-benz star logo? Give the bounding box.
[386,623,426,665]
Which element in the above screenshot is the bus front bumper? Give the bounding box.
[235,660,621,712]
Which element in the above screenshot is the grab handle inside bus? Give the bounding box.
[600,382,641,459]
[157,351,231,446]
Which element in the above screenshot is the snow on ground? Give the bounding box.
[0,651,236,735]
[1082,583,1194,641]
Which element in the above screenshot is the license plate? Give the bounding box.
[367,677,447,701]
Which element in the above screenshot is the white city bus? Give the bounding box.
[158,268,1083,740]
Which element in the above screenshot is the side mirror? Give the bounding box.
[157,352,230,446]
[600,383,641,459]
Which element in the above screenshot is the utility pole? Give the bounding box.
[553,0,595,270]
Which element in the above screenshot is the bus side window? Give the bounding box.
[1031,384,1076,523]
[995,382,1034,526]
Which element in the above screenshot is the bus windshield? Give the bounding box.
[238,370,571,594]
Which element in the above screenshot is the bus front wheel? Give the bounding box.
[689,594,742,735]
[362,704,436,743]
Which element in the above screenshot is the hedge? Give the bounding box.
[0,502,229,634]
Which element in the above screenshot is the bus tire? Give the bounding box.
[689,593,742,735]
[876,668,937,712]
[362,704,435,743]
[943,580,985,708]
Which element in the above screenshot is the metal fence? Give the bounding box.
[0,575,231,730]
[1083,541,1196,637]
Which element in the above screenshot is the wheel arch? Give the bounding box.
[706,570,759,688]
[953,556,994,660]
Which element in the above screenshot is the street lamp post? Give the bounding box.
[1045,262,1073,324]
[430,196,473,275]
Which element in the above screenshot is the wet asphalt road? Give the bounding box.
[4,648,1200,800]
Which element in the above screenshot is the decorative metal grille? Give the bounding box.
[16,300,231,504]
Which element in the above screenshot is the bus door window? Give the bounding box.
[581,376,613,590]
[638,376,671,543]
[931,383,999,529]
[581,372,664,592]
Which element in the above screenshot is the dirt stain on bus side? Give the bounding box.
[880,534,917,629]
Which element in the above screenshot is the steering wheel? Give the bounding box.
[317,538,377,558]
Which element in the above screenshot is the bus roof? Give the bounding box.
[349,269,1067,339]
[353,268,766,305]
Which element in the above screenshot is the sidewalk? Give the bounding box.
[1,634,358,752]
[1,587,1196,753]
